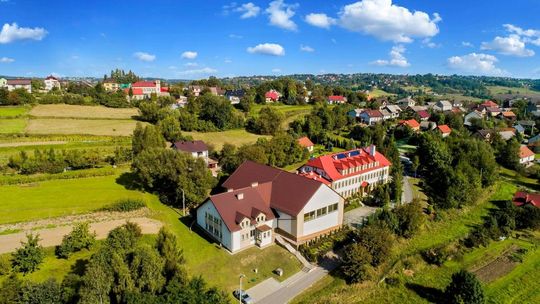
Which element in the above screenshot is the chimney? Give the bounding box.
[227,188,234,192]
[370,145,376,156]
[251,182,258,188]
[236,193,244,200]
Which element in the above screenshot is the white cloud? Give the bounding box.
[462,41,473,47]
[305,13,336,29]
[133,52,156,62]
[247,43,285,56]
[0,23,48,44]
[272,68,282,73]
[481,34,534,57]
[504,24,539,38]
[422,38,440,48]
[0,56,14,63]
[184,62,198,67]
[338,0,441,43]
[265,0,298,31]
[235,2,260,19]
[224,59,233,63]
[176,67,217,75]
[300,45,315,52]
[371,45,410,67]
[181,51,198,59]
[447,53,507,76]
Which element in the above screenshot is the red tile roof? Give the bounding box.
[124,88,144,95]
[160,87,169,92]
[437,124,452,134]
[7,79,31,85]
[399,119,420,129]
[513,191,540,208]
[519,145,534,159]
[132,81,156,88]
[481,100,498,107]
[297,136,314,148]
[265,91,279,100]
[362,109,383,118]
[417,110,430,118]
[302,146,391,182]
[222,161,324,215]
[328,95,345,101]
[173,140,208,153]
[501,111,516,117]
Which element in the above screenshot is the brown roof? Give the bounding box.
[7,79,31,85]
[172,140,208,153]
[520,145,534,159]
[297,136,314,148]
[222,161,323,215]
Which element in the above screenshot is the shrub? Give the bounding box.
[0,255,11,275]
[445,270,485,304]
[12,233,44,274]
[100,199,146,212]
[56,222,96,258]
[341,243,373,283]
[421,245,450,266]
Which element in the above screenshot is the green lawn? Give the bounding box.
[183,129,270,150]
[487,85,540,96]
[369,89,396,98]
[0,106,29,118]
[0,170,155,224]
[0,119,27,133]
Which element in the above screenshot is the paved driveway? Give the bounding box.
[343,206,377,228]
[401,175,414,204]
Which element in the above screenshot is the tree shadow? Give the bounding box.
[405,282,445,303]
[116,172,140,190]
[69,258,89,276]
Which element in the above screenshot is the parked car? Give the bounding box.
[233,289,253,304]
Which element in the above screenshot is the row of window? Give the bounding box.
[340,161,380,175]
[239,214,266,229]
[205,212,222,239]
[333,168,388,189]
[304,203,339,222]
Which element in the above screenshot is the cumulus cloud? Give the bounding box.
[235,2,260,19]
[447,53,507,76]
[0,23,47,44]
[504,24,539,39]
[266,0,298,31]
[300,45,315,52]
[338,0,441,43]
[371,45,410,67]
[176,67,217,75]
[0,56,14,63]
[305,13,336,29]
[247,43,285,56]
[181,51,198,59]
[133,52,156,62]
[481,35,534,57]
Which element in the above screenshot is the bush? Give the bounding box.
[421,245,450,266]
[56,222,96,258]
[99,199,146,212]
[0,255,11,275]
[445,270,485,304]
[341,243,373,283]
[12,233,44,274]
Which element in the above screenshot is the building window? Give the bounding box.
[304,211,316,222]
[328,203,338,213]
[317,207,328,217]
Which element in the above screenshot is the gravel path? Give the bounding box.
[0,217,163,254]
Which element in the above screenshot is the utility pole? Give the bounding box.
[239,274,245,304]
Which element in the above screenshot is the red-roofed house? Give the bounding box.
[327,95,347,104]
[196,161,344,253]
[398,119,420,132]
[359,110,383,125]
[437,125,452,137]
[299,145,391,198]
[519,145,535,166]
[417,110,431,121]
[265,90,280,103]
[131,80,161,96]
[6,79,32,93]
[513,191,540,208]
[123,88,145,100]
[297,136,314,152]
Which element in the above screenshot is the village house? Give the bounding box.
[299,145,391,199]
[397,97,415,109]
[528,134,540,153]
[420,121,436,131]
[434,100,453,112]
[209,87,225,96]
[297,136,315,152]
[196,161,344,253]
[416,110,430,121]
[44,75,61,91]
[382,104,402,118]
[398,119,420,132]
[464,111,483,127]
[359,109,383,125]
[519,145,535,166]
[224,89,245,105]
[189,85,202,96]
[512,191,540,208]
[265,90,280,103]
[347,108,364,120]
[437,124,452,137]
[6,79,32,93]
[327,95,347,105]
[499,111,517,122]
[103,79,120,91]
[172,140,219,176]
[380,109,392,121]
[0,78,7,88]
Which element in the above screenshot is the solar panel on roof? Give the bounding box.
[349,150,360,157]
[336,153,347,159]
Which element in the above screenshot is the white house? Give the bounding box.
[196,161,344,253]
[464,111,483,127]
[382,105,402,118]
[519,145,535,166]
[397,97,415,109]
[434,100,453,112]
[6,79,32,93]
[44,75,61,91]
[359,110,383,125]
[172,140,208,161]
[0,78,7,88]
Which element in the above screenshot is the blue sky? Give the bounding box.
[1,0,540,79]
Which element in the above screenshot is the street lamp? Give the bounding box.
[177,188,186,216]
[239,274,245,304]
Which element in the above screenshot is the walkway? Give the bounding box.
[343,205,377,228]
[401,175,414,204]
[0,217,163,254]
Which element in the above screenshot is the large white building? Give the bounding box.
[196,161,344,253]
[5,79,32,93]
[299,146,391,198]
[44,75,61,91]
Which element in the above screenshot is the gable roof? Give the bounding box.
[222,161,324,215]
[362,109,383,118]
[417,110,430,118]
[265,91,279,100]
[437,124,452,134]
[132,81,156,88]
[328,95,345,101]
[513,191,540,208]
[297,136,314,148]
[481,100,498,107]
[519,145,534,159]
[173,140,208,153]
[7,79,31,85]
[399,119,420,129]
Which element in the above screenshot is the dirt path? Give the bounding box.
[0,217,163,254]
[0,141,68,148]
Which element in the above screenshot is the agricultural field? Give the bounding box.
[25,118,141,136]
[368,88,396,98]
[0,106,29,118]
[29,104,139,119]
[487,85,540,96]
[183,129,270,149]
[0,118,27,134]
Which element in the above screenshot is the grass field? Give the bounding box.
[369,89,396,98]
[0,119,27,134]
[25,118,141,136]
[183,129,270,149]
[0,106,29,118]
[249,104,313,128]
[487,85,540,96]
[29,104,140,119]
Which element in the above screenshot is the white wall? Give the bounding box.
[196,199,232,251]
[301,185,342,237]
[276,210,293,235]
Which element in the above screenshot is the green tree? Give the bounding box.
[445,270,485,304]
[353,226,393,266]
[132,123,165,155]
[56,222,96,258]
[12,233,44,274]
[130,246,166,293]
[341,243,373,283]
[156,228,185,280]
[21,279,64,304]
[0,274,23,304]
[247,106,284,135]
[394,200,425,238]
[158,115,183,142]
